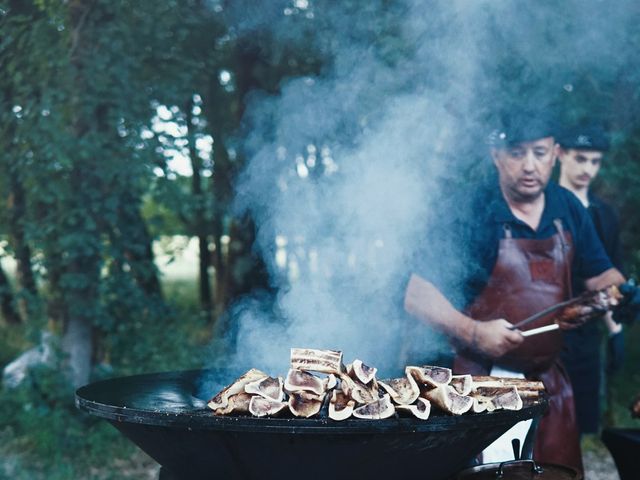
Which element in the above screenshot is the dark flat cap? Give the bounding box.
[557,124,610,151]
[487,109,558,147]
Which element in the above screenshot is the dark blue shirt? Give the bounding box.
[588,193,623,272]
[419,181,613,308]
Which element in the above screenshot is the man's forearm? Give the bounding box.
[403,273,475,345]
[585,267,625,291]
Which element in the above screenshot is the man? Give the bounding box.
[404,112,626,475]
[557,124,625,435]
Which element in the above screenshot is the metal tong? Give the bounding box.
[509,298,579,337]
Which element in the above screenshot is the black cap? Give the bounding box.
[557,124,610,151]
[487,109,558,147]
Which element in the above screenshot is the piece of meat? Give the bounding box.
[378,376,420,405]
[338,373,378,405]
[450,374,472,396]
[471,376,544,393]
[352,394,395,419]
[349,359,378,385]
[290,348,343,374]
[471,397,496,414]
[555,285,623,329]
[396,398,431,420]
[284,369,325,395]
[288,391,325,418]
[491,388,523,411]
[207,368,268,411]
[248,396,288,417]
[212,392,252,415]
[471,386,523,411]
[406,365,452,387]
[324,373,338,390]
[244,375,284,402]
[422,385,473,415]
[328,389,356,421]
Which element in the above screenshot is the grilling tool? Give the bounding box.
[520,323,559,337]
[509,298,577,331]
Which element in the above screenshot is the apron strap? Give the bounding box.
[553,218,573,299]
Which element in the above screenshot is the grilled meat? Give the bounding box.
[288,391,325,418]
[212,392,252,415]
[450,374,473,396]
[353,394,395,420]
[207,351,545,420]
[249,396,288,417]
[207,368,268,411]
[290,348,343,374]
[556,285,623,329]
[396,398,431,420]
[378,376,420,405]
[338,373,378,405]
[471,386,523,411]
[349,359,378,385]
[245,376,284,402]
[422,385,473,415]
[406,365,452,387]
[328,389,356,421]
[285,369,326,396]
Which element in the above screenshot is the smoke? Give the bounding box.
[205,0,640,379]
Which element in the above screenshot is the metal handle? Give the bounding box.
[495,459,544,478]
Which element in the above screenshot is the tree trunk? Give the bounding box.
[0,261,21,325]
[7,175,39,321]
[123,213,163,298]
[62,0,101,388]
[110,191,164,299]
[186,97,213,320]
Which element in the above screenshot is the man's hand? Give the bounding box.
[556,304,603,330]
[470,319,524,359]
[614,279,640,325]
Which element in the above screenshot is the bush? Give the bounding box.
[0,364,134,479]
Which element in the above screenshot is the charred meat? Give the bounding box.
[249,396,288,417]
[288,391,325,418]
[290,348,343,374]
[422,385,473,415]
[244,376,284,402]
[353,394,395,420]
[378,376,420,405]
[207,368,268,411]
[556,285,623,329]
[396,398,431,420]
[207,349,546,420]
[284,369,326,396]
[328,389,356,421]
[406,365,452,387]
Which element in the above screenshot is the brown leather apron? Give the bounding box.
[453,219,583,474]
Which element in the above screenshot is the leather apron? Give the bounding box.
[453,219,583,474]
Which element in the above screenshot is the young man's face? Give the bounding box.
[558,148,603,190]
[491,137,558,203]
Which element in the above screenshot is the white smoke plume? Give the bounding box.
[204,0,640,380]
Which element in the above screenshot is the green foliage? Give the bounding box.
[0,280,205,478]
[0,365,133,479]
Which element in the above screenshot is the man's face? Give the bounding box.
[491,137,558,203]
[558,148,603,190]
